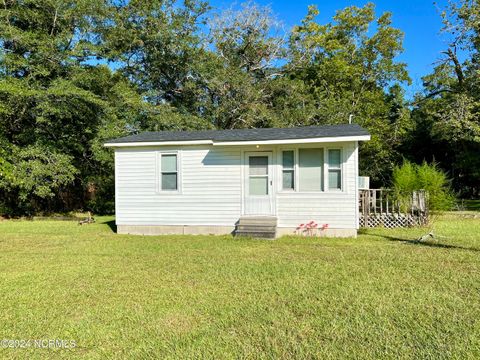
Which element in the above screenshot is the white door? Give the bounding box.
[244,152,274,215]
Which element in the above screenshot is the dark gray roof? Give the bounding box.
[105,124,369,144]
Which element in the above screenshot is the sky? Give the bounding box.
[210,0,453,98]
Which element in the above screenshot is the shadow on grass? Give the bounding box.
[463,199,480,211]
[102,220,117,233]
[367,233,480,253]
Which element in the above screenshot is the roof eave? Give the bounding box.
[104,135,370,148]
[211,135,371,146]
[104,140,214,147]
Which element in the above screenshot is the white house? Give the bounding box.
[105,124,370,238]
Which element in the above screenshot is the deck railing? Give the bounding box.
[359,189,428,228]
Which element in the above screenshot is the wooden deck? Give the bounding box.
[359,189,428,228]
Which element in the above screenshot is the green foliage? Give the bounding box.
[0,137,13,183]
[392,160,417,193]
[393,160,456,211]
[11,145,78,201]
[101,0,210,108]
[408,0,480,196]
[0,0,211,215]
[0,144,78,215]
[198,2,290,129]
[416,162,457,211]
[286,3,412,183]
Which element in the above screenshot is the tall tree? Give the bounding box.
[285,3,412,184]
[101,0,212,117]
[410,0,480,196]
[203,2,289,129]
[0,1,151,213]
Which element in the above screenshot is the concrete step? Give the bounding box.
[235,216,278,239]
[237,216,277,226]
[236,225,277,232]
[235,230,276,239]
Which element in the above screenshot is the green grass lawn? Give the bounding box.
[0,215,479,359]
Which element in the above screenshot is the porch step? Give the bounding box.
[237,216,277,226]
[236,225,277,232]
[235,216,277,239]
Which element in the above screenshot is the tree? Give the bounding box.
[0,0,220,215]
[208,1,285,75]
[285,3,412,184]
[203,2,286,128]
[0,0,105,213]
[100,0,211,111]
[0,1,138,213]
[185,1,341,132]
[409,0,480,197]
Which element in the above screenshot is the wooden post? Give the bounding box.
[411,191,414,216]
[380,189,383,214]
[365,191,369,227]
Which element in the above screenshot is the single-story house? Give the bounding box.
[105,124,370,238]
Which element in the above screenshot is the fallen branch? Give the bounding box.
[416,231,448,243]
[79,211,95,225]
[417,231,435,242]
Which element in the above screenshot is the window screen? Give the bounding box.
[248,156,269,195]
[282,151,295,190]
[161,154,178,191]
[328,149,342,190]
[299,148,323,191]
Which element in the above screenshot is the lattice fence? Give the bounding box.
[359,213,428,228]
[359,189,428,228]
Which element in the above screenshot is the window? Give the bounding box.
[160,153,178,191]
[280,147,343,192]
[299,148,323,191]
[328,149,342,190]
[248,156,269,195]
[282,150,295,190]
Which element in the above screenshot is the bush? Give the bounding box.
[392,160,456,211]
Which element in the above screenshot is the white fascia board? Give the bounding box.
[104,140,214,147]
[212,135,371,146]
[104,135,371,147]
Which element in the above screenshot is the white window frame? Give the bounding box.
[297,147,325,193]
[326,148,343,192]
[278,145,345,193]
[280,149,296,191]
[156,151,182,194]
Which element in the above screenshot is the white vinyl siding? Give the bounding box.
[114,141,359,231]
[115,146,241,226]
[276,142,357,229]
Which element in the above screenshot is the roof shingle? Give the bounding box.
[105,124,369,144]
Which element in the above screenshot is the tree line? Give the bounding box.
[0,0,478,215]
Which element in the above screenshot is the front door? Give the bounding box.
[244,152,274,215]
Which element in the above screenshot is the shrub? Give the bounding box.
[392,160,455,211]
